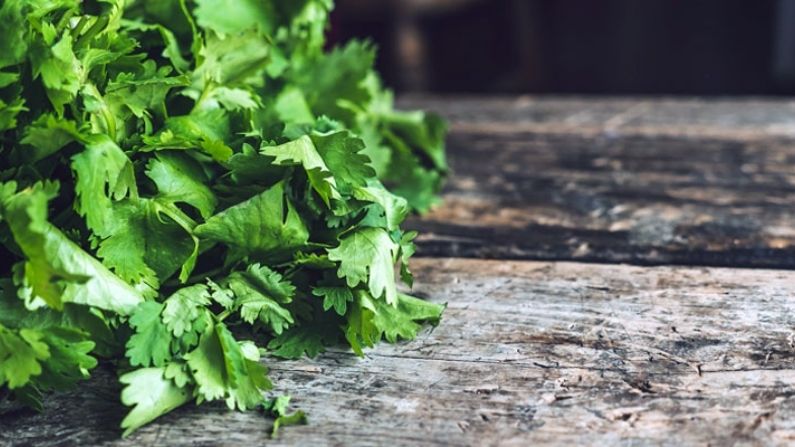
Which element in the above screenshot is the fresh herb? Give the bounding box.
[0,0,446,436]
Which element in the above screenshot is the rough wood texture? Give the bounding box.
[3,259,795,446]
[401,97,795,268]
[5,98,795,446]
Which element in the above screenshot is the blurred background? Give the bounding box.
[331,0,795,95]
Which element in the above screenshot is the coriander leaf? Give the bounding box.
[311,286,353,316]
[368,293,445,343]
[382,110,447,172]
[227,264,296,334]
[95,201,159,292]
[208,279,234,309]
[0,0,28,70]
[380,132,444,214]
[215,322,271,410]
[104,61,189,119]
[184,322,227,401]
[327,227,399,305]
[292,41,374,123]
[30,32,83,115]
[145,199,203,283]
[344,292,444,355]
[72,135,137,236]
[206,86,260,111]
[120,20,190,72]
[261,135,339,207]
[149,109,234,162]
[126,301,172,367]
[343,293,380,357]
[193,29,270,88]
[146,151,217,219]
[311,131,375,193]
[353,183,409,232]
[3,183,144,314]
[120,367,191,437]
[195,181,309,258]
[185,321,271,409]
[161,284,211,338]
[263,395,308,437]
[0,325,49,389]
[19,114,82,163]
[267,326,328,359]
[194,0,275,35]
[274,86,314,123]
[36,326,98,391]
[164,361,191,388]
[398,231,417,287]
[0,97,27,132]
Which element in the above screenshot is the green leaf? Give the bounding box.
[36,326,98,391]
[150,109,234,162]
[161,284,211,338]
[104,61,189,119]
[344,292,443,355]
[215,322,271,410]
[261,135,339,206]
[0,0,28,70]
[185,321,271,409]
[312,286,353,316]
[228,264,295,334]
[195,181,309,257]
[274,86,314,123]
[327,227,399,305]
[193,29,270,88]
[3,183,144,314]
[208,279,234,309]
[184,322,227,401]
[126,301,172,367]
[20,114,82,162]
[72,135,137,236]
[120,367,191,437]
[267,326,329,359]
[95,201,159,291]
[311,131,375,193]
[379,112,448,213]
[382,110,447,172]
[146,152,217,219]
[353,183,409,232]
[0,97,27,132]
[293,41,375,123]
[194,0,275,35]
[31,32,83,114]
[0,325,50,389]
[207,86,260,111]
[263,395,308,437]
[368,293,444,343]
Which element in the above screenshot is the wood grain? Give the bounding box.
[3,258,795,446]
[401,97,795,268]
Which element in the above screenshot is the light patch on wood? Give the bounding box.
[3,258,795,446]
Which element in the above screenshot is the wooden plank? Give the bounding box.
[3,258,794,445]
[399,96,795,141]
[400,97,795,267]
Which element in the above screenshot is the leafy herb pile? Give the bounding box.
[0,0,447,435]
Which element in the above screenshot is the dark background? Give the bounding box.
[331,0,795,95]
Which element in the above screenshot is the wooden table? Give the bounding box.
[4,97,795,446]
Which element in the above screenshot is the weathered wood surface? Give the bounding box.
[3,258,795,446]
[5,98,795,446]
[401,97,795,268]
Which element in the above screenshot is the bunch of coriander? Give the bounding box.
[0,0,446,435]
